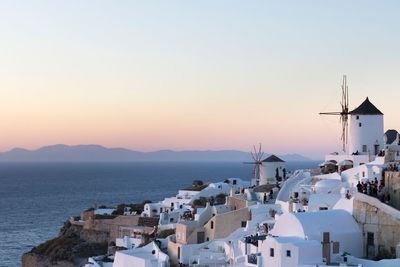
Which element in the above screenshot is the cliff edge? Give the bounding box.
[21,221,108,267]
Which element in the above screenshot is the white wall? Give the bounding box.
[260,238,322,267]
[260,162,285,185]
[349,114,384,156]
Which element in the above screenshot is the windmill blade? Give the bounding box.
[319,112,342,115]
[320,75,350,153]
[253,164,259,179]
[244,162,257,164]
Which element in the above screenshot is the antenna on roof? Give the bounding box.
[319,75,350,153]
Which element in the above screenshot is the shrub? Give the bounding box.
[192,197,207,208]
[192,180,204,187]
[158,229,176,238]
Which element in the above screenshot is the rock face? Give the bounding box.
[21,221,109,267]
[353,193,400,259]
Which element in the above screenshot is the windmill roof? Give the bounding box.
[262,155,285,163]
[350,97,383,115]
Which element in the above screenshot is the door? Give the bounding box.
[197,231,205,243]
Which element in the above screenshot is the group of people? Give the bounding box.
[356,178,391,203]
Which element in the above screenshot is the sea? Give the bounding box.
[0,161,319,267]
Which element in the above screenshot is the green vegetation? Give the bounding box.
[192,197,208,208]
[157,228,175,238]
[192,180,204,186]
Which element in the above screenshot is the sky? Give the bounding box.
[1,1,400,159]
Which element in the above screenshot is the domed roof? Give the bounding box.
[385,129,399,145]
[350,97,383,115]
[314,179,342,194]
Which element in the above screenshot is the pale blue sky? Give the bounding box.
[0,1,399,158]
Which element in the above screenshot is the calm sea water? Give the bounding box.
[0,161,319,267]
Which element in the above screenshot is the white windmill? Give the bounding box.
[244,144,265,186]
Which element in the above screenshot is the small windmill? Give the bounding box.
[319,75,350,153]
[244,144,265,184]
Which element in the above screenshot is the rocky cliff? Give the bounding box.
[22,221,109,267]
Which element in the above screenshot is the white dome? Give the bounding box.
[314,179,341,194]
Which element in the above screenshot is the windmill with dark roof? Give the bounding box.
[244,145,286,187]
[348,97,384,156]
[244,144,265,186]
[320,75,384,158]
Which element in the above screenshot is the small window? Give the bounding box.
[233,180,237,185]
[333,242,340,253]
[362,172,365,178]
[367,232,374,246]
[356,115,359,120]
[286,250,291,257]
[359,123,362,127]
[270,248,274,257]
[241,221,247,228]
[210,221,214,229]
[362,145,367,152]
[152,209,157,213]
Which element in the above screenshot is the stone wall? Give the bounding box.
[204,207,251,240]
[226,195,248,210]
[353,193,400,259]
[385,171,400,210]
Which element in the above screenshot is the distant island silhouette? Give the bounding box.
[0,144,312,162]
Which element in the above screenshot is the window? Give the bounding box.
[152,209,157,213]
[362,172,365,178]
[286,250,291,257]
[241,221,247,227]
[359,123,362,127]
[319,207,328,211]
[210,221,214,229]
[233,180,237,185]
[333,242,340,253]
[356,115,359,120]
[362,145,367,153]
[270,248,274,257]
[367,232,374,246]
[178,247,181,259]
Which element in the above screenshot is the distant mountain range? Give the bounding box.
[0,144,312,162]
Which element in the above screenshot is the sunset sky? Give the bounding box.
[1,1,400,159]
